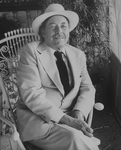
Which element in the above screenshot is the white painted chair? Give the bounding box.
[0,28,103,149]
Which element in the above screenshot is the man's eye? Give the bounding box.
[49,25,56,29]
[61,25,67,29]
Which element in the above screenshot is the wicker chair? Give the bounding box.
[0,28,103,150]
[0,28,40,150]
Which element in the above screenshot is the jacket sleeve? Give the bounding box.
[17,43,64,123]
[73,51,96,118]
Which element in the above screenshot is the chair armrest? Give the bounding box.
[87,103,104,127]
[0,114,26,150]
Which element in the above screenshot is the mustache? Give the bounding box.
[53,33,65,38]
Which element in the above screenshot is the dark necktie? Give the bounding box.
[54,51,70,96]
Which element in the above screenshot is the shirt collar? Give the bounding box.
[44,42,66,55]
[52,47,66,55]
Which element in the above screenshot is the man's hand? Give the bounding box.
[59,114,93,137]
[68,110,85,121]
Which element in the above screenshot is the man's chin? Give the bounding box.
[55,40,66,46]
[56,44,66,49]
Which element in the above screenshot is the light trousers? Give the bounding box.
[29,122,99,150]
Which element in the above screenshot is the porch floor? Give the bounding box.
[93,105,121,150]
[93,84,121,150]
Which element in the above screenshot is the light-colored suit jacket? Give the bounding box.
[16,41,95,141]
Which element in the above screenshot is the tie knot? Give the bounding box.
[54,51,63,60]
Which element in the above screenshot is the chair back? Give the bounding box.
[0,28,40,150]
[0,28,39,78]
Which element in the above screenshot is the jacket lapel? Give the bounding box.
[37,43,64,95]
[65,45,80,86]
[62,45,82,102]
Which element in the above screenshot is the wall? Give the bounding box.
[110,52,121,126]
[108,0,121,125]
[109,0,121,62]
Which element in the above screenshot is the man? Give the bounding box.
[17,3,99,150]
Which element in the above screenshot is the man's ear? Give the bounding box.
[41,29,45,38]
[38,26,44,37]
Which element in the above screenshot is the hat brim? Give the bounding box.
[32,11,79,35]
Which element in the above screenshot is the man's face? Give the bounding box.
[43,15,70,51]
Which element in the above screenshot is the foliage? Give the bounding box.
[71,0,111,84]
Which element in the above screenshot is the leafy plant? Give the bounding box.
[70,0,111,84]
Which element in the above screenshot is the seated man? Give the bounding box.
[16,3,99,150]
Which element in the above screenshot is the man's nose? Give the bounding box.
[55,26,62,33]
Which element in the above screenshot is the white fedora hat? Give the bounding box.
[32,3,79,35]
